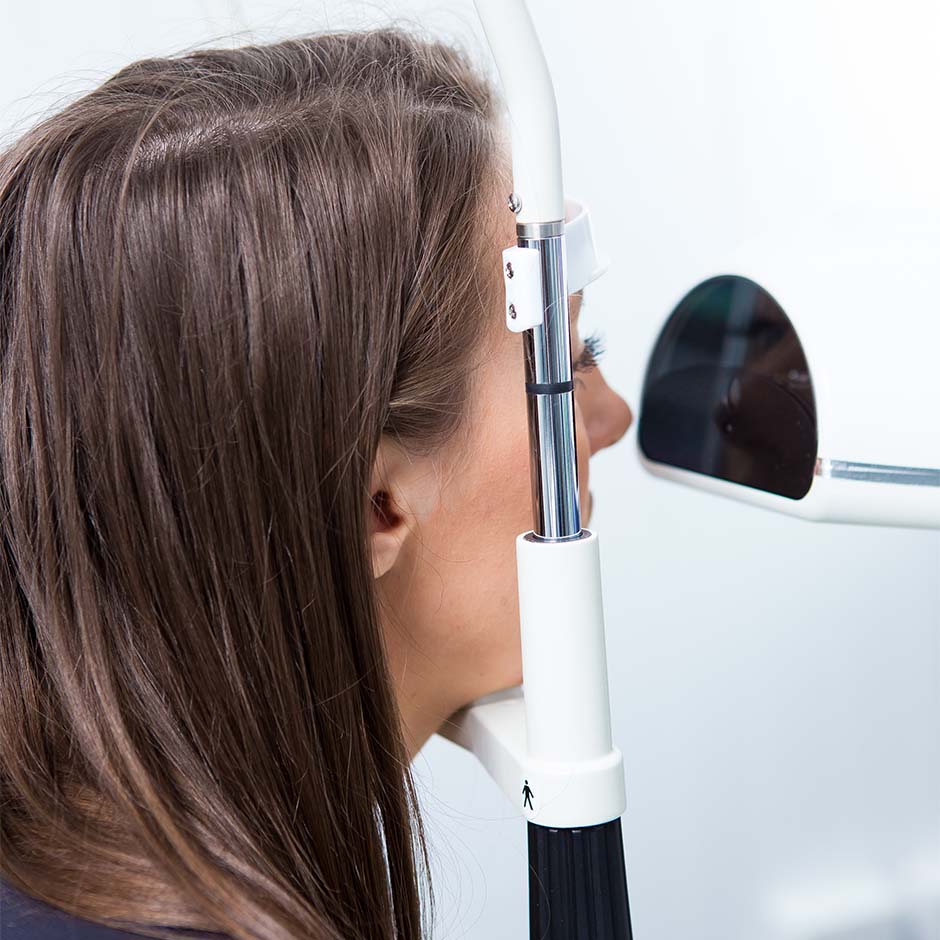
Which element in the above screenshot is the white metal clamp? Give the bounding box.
[502,198,608,334]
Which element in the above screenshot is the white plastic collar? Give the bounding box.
[565,197,609,293]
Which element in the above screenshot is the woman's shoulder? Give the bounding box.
[0,878,181,940]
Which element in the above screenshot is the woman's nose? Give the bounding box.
[579,369,633,456]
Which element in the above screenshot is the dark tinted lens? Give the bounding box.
[639,275,817,500]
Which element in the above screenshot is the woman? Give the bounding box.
[0,27,632,940]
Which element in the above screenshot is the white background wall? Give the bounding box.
[3,2,938,938]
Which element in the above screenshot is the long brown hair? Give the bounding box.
[0,27,507,940]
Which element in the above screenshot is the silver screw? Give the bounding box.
[509,303,517,319]
[505,261,514,279]
[508,192,522,214]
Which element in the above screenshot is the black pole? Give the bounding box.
[528,817,634,939]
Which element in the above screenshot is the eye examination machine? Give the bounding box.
[440,1,635,936]
[440,1,940,937]
[639,216,940,528]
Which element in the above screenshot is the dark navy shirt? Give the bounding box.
[0,880,227,940]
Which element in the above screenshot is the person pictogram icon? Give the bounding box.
[522,779,534,810]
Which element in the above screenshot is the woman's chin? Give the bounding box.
[503,663,524,690]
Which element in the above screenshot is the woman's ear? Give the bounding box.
[368,435,440,580]
[369,480,410,580]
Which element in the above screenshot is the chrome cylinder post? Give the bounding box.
[517,221,582,541]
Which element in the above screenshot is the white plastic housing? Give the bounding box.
[565,198,610,292]
[638,461,937,528]
[641,214,940,528]
[517,531,615,762]
[439,530,626,829]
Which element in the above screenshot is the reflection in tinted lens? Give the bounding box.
[639,276,817,500]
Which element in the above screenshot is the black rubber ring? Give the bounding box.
[525,380,575,395]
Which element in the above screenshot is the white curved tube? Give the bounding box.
[474,0,565,223]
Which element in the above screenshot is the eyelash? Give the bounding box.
[573,329,606,375]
